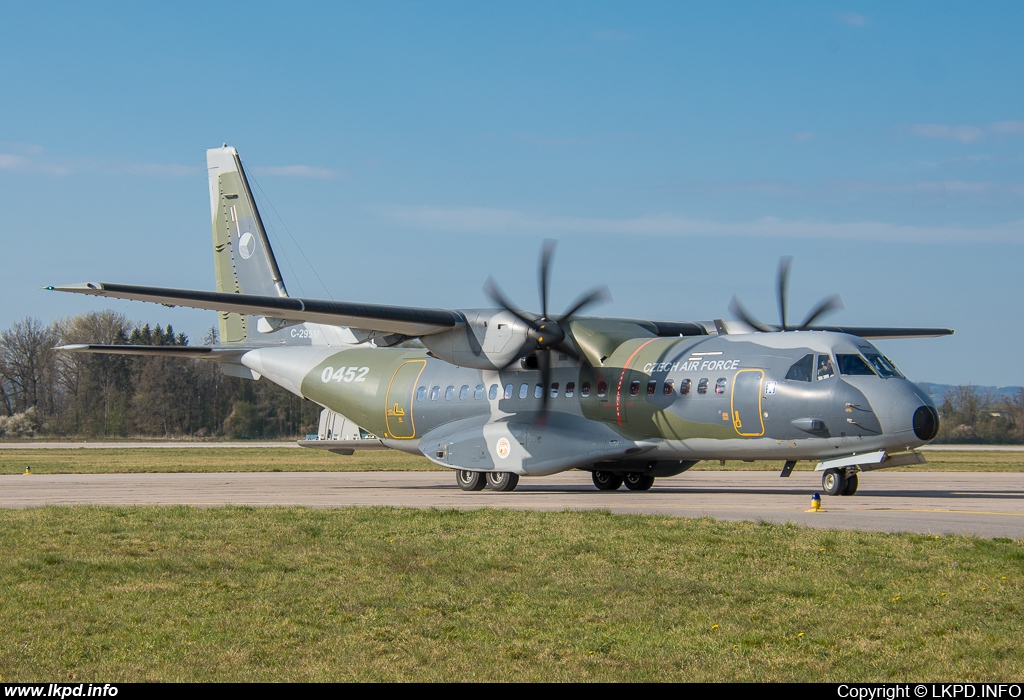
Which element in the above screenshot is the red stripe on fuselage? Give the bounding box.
[616,338,659,425]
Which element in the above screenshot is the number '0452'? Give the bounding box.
[320,366,370,383]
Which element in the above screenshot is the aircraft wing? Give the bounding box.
[49,283,463,337]
[803,325,954,339]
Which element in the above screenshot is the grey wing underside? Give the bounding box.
[49,283,953,341]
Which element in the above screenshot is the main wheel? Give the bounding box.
[822,468,845,496]
[486,471,520,492]
[623,473,655,491]
[841,472,859,496]
[592,471,624,491]
[456,469,486,491]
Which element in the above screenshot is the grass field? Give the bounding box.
[0,506,1021,682]
[0,446,1021,475]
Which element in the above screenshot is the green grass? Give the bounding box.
[0,507,1021,682]
[0,446,1021,475]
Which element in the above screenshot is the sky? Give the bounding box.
[2,1,1022,386]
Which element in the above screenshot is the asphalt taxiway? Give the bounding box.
[1,470,1021,538]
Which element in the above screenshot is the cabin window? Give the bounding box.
[647,380,657,396]
[630,381,640,397]
[445,385,455,400]
[816,355,835,381]
[697,378,709,395]
[534,384,543,399]
[549,382,559,398]
[489,384,499,400]
[837,354,876,376]
[663,379,675,396]
[785,354,813,382]
[504,383,514,400]
[416,386,427,402]
[580,382,591,398]
[597,381,608,397]
[715,378,727,395]
[474,384,485,400]
[565,381,576,397]
[679,378,691,395]
[459,385,469,400]
[519,383,529,399]
[430,386,440,401]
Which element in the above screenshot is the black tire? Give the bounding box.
[486,471,520,492]
[821,468,845,496]
[456,469,486,491]
[623,473,655,491]
[841,472,859,496]
[592,471,624,491]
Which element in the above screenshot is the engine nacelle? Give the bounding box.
[421,309,534,370]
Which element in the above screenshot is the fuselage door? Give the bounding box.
[731,369,765,437]
[384,359,426,439]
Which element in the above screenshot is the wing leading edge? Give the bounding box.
[48,282,463,338]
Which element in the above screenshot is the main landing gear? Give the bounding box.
[821,468,859,496]
[455,470,520,492]
[591,471,655,491]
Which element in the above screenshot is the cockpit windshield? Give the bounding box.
[864,353,904,378]
[837,354,876,376]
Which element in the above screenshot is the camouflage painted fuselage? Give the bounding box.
[241,328,936,477]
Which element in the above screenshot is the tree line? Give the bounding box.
[2,312,1023,442]
[0,312,320,439]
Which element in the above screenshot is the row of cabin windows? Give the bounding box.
[414,377,731,402]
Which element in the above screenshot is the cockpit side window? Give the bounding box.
[864,353,904,378]
[837,354,876,376]
[816,355,835,381]
[785,354,813,382]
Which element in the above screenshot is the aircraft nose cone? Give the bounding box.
[912,405,940,441]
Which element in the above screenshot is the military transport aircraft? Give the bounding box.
[51,146,953,495]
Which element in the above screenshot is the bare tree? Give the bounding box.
[0,317,59,418]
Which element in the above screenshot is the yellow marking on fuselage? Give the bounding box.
[730,369,765,437]
[384,359,427,439]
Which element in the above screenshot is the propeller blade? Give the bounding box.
[776,256,792,331]
[559,285,611,322]
[483,276,540,330]
[538,349,551,415]
[729,296,777,333]
[539,240,556,319]
[798,295,844,330]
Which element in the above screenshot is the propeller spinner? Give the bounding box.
[484,241,610,413]
[729,256,844,332]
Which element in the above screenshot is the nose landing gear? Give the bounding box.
[822,468,859,496]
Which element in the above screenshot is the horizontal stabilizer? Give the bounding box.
[49,283,462,338]
[56,344,250,360]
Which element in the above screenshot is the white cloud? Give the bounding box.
[0,153,72,176]
[792,132,817,143]
[907,121,1024,143]
[251,165,340,179]
[385,206,1024,243]
[838,13,869,27]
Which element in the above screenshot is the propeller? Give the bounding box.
[729,256,844,332]
[484,240,610,415]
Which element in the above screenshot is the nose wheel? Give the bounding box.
[822,468,859,496]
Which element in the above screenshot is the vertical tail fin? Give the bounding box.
[207,145,289,343]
